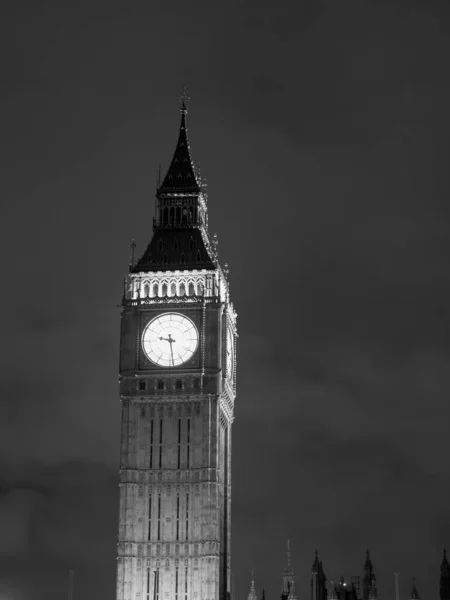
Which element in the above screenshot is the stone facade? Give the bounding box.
[116,99,236,600]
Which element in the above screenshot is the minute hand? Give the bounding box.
[159,333,176,366]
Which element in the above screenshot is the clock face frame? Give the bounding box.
[142,313,199,368]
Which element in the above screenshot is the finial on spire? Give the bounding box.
[129,239,136,271]
[179,84,190,114]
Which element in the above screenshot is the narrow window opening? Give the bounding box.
[150,419,154,468]
[157,380,164,390]
[179,283,185,296]
[144,284,150,297]
[176,380,183,390]
[139,380,146,391]
[148,495,152,541]
[170,283,176,296]
[188,237,194,250]
[177,419,181,469]
[159,419,163,469]
[176,494,180,541]
[154,569,160,600]
[194,378,200,389]
[180,253,186,265]
[157,493,161,541]
[187,418,190,469]
[158,239,164,252]
[147,568,150,600]
[185,567,188,600]
[185,494,189,540]
[175,568,179,600]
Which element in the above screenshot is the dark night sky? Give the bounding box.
[1,1,450,599]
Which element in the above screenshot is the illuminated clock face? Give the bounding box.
[226,328,234,377]
[142,313,199,367]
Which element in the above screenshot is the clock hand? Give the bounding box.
[159,334,176,366]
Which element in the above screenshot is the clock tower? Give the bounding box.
[116,97,237,600]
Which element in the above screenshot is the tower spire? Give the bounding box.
[179,83,190,114]
[363,550,376,600]
[311,550,327,600]
[133,95,214,272]
[248,572,258,600]
[158,89,199,194]
[282,540,297,600]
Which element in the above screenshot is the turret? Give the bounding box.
[132,93,215,275]
[311,550,327,600]
[363,551,376,600]
[248,573,258,600]
[368,579,378,600]
[281,541,297,600]
[441,549,450,600]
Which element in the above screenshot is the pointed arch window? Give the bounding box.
[180,253,186,265]
[143,284,150,298]
[188,282,195,296]
[151,283,158,297]
[161,283,168,296]
[158,239,164,252]
[182,207,188,225]
[163,254,168,265]
[188,237,194,250]
[179,283,185,296]
[196,250,201,263]
[197,283,204,296]
[170,283,176,296]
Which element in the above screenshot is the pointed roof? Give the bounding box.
[442,549,450,575]
[282,540,296,598]
[410,579,420,600]
[132,228,214,272]
[158,100,200,194]
[312,549,321,572]
[363,550,376,600]
[248,572,258,600]
[284,539,294,575]
[364,550,374,574]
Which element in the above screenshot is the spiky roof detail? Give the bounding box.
[158,101,200,194]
